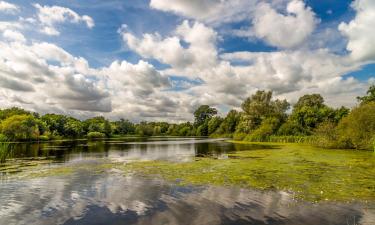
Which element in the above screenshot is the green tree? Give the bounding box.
[290,94,335,131]
[0,107,31,121]
[114,119,135,135]
[0,115,41,140]
[238,90,289,132]
[216,110,240,134]
[207,116,223,135]
[103,120,112,137]
[193,105,218,127]
[64,118,84,137]
[336,102,375,149]
[357,84,375,104]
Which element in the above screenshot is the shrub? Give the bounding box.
[336,102,375,150]
[0,115,41,140]
[87,132,106,139]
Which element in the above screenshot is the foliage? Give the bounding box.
[113,119,135,135]
[357,84,375,104]
[0,107,31,121]
[215,110,240,135]
[124,142,375,202]
[193,105,218,127]
[87,132,106,139]
[0,115,41,140]
[207,116,223,135]
[336,102,375,150]
[238,90,289,132]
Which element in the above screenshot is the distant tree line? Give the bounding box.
[0,85,374,150]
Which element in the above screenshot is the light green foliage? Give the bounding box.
[237,91,289,133]
[64,118,84,138]
[0,115,41,140]
[244,117,281,142]
[0,107,31,121]
[87,131,106,139]
[135,122,154,136]
[124,142,375,202]
[193,105,218,127]
[336,102,375,150]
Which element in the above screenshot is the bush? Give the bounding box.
[244,118,280,142]
[336,102,375,150]
[87,132,106,139]
[38,135,50,141]
[311,121,339,148]
[0,115,41,140]
[233,132,247,140]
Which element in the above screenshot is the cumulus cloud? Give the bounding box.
[150,0,260,25]
[0,1,19,14]
[33,4,95,36]
[120,20,217,71]
[251,0,318,48]
[339,0,375,62]
[2,29,26,43]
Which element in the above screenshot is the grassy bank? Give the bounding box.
[122,142,375,202]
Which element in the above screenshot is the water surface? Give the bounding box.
[0,137,374,225]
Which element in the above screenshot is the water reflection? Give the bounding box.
[0,169,373,225]
[1,138,275,165]
[1,138,373,225]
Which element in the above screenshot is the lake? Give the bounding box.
[0,137,374,225]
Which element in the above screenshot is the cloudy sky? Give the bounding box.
[0,0,374,121]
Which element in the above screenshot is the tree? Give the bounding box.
[357,84,375,104]
[41,114,68,137]
[336,102,375,150]
[216,110,240,134]
[0,107,31,121]
[207,116,223,135]
[64,118,84,137]
[103,120,112,137]
[290,94,334,131]
[238,90,289,132]
[0,115,41,140]
[193,105,218,127]
[114,119,135,135]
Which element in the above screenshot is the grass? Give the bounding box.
[121,142,375,202]
[0,142,13,163]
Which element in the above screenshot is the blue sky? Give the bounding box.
[0,0,374,121]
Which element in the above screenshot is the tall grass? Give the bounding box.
[0,135,13,163]
[0,142,12,163]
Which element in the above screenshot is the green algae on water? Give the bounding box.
[122,142,375,202]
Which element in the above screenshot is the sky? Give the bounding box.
[0,0,374,122]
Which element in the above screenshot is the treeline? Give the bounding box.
[0,85,374,150]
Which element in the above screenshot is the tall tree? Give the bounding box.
[193,105,218,127]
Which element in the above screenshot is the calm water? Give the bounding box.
[0,137,374,225]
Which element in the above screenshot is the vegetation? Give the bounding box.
[0,85,374,150]
[122,142,375,202]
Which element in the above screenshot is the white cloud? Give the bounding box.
[120,20,218,71]
[2,29,26,43]
[0,1,19,14]
[339,0,375,62]
[150,0,259,25]
[33,4,95,36]
[252,0,318,48]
